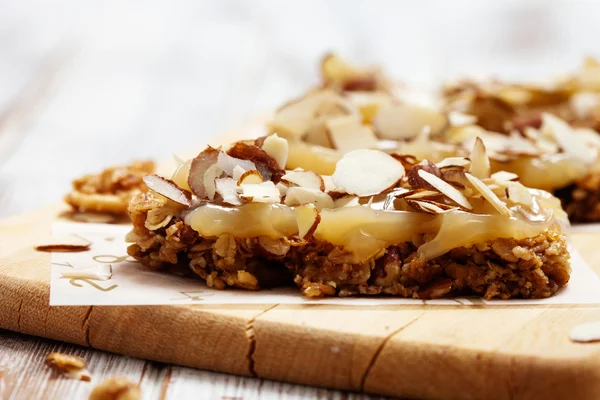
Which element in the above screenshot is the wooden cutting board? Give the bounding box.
[2,124,600,400]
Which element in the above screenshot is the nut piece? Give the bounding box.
[60,265,112,281]
[46,352,91,382]
[204,164,224,200]
[261,134,289,169]
[89,376,141,400]
[332,149,405,196]
[373,103,447,140]
[35,234,91,252]
[239,181,281,203]
[143,174,192,207]
[468,137,491,179]
[237,170,263,186]
[417,169,473,210]
[407,160,443,190]
[436,157,470,169]
[215,178,242,206]
[281,170,325,191]
[284,186,334,211]
[465,173,511,217]
[188,146,220,198]
[294,203,320,239]
[325,115,378,153]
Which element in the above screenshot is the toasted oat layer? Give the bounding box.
[65,160,155,214]
[126,192,570,299]
[555,170,600,223]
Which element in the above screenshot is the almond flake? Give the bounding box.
[465,173,511,217]
[373,103,447,140]
[490,171,519,183]
[215,178,242,205]
[237,170,263,185]
[232,165,246,181]
[203,164,224,201]
[61,265,113,281]
[436,157,470,169]
[505,182,533,206]
[332,149,405,196]
[262,134,289,169]
[188,146,219,198]
[35,235,91,252]
[334,195,360,208]
[417,170,473,209]
[284,187,334,211]
[281,170,325,191]
[541,113,597,163]
[239,181,281,203]
[448,111,477,127]
[294,203,320,239]
[405,199,454,214]
[401,190,442,200]
[325,115,378,153]
[217,151,257,177]
[468,137,491,179]
[143,174,191,207]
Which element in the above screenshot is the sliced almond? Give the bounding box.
[215,178,242,206]
[541,113,597,163]
[270,89,342,139]
[440,166,468,188]
[217,151,257,177]
[333,195,360,208]
[436,157,470,169]
[505,182,533,206]
[237,170,263,186]
[465,173,511,217]
[399,189,442,200]
[407,160,443,190]
[262,134,289,169]
[332,149,405,196]
[143,174,192,207]
[239,181,281,203]
[321,175,337,192]
[275,182,289,197]
[227,142,286,183]
[188,146,219,198]
[468,137,491,179]
[281,170,325,191]
[405,199,455,214]
[232,165,246,181]
[203,164,224,201]
[417,169,473,210]
[61,265,113,281]
[294,203,320,239]
[490,171,519,182]
[35,234,91,252]
[284,187,334,211]
[448,111,477,127]
[325,115,378,153]
[373,103,447,140]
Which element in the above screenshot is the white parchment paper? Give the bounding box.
[49,222,600,306]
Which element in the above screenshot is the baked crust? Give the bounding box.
[126,191,570,299]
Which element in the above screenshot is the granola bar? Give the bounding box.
[269,54,600,223]
[65,160,155,215]
[126,135,570,299]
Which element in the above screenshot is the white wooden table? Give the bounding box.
[1,1,599,398]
